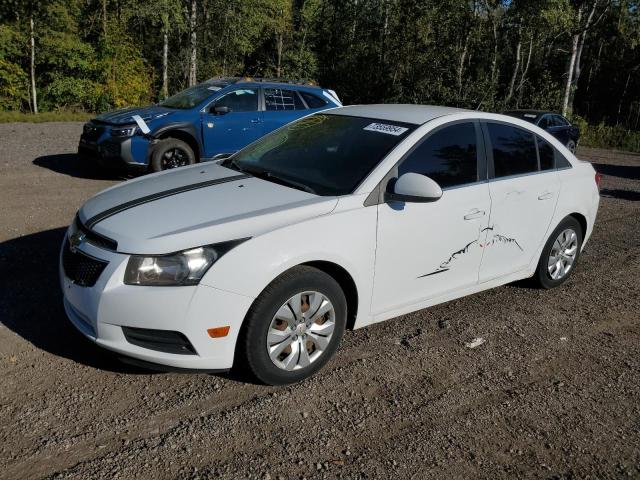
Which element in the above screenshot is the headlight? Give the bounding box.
[123,239,247,286]
[111,125,137,137]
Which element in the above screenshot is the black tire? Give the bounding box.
[150,138,196,172]
[534,216,583,289]
[237,266,347,385]
[566,139,576,154]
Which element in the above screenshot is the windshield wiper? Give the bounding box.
[242,166,317,195]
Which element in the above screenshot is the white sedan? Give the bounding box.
[60,105,600,385]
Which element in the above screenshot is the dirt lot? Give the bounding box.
[0,122,638,480]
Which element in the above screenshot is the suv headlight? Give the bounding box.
[124,239,247,286]
[111,125,138,137]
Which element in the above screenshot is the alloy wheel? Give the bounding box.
[266,291,336,371]
[548,228,578,280]
[161,147,189,169]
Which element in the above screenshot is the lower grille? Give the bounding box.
[62,240,108,287]
[122,327,197,355]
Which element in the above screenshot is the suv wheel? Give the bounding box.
[237,266,347,385]
[151,138,196,172]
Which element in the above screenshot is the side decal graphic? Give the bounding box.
[418,226,523,278]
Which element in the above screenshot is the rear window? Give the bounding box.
[228,114,415,196]
[487,123,538,178]
[537,136,555,170]
[265,88,305,111]
[300,91,328,109]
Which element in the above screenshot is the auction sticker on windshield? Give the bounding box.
[363,123,409,136]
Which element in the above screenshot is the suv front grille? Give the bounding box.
[62,240,108,287]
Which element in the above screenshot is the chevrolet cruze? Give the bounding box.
[60,105,600,385]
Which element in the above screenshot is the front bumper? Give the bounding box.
[78,129,151,171]
[59,232,255,370]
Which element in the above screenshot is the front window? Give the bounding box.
[223,114,415,196]
[398,122,478,188]
[160,84,221,109]
[212,88,258,112]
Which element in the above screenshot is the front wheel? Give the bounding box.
[534,217,583,289]
[237,266,347,385]
[151,138,196,172]
[566,139,577,154]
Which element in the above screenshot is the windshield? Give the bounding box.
[160,84,222,109]
[223,114,416,196]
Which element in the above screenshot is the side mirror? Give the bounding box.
[385,173,443,203]
[212,105,231,115]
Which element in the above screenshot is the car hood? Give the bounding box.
[78,164,337,254]
[93,105,175,126]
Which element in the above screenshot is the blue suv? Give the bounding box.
[78,78,341,172]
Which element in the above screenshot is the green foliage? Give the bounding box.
[0,0,639,153]
[0,110,92,122]
[573,115,640,152]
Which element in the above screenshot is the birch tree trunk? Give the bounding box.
[505,25,522,105]
[276,32,283,77]
[562,31,579,117]
[30,16,38,115]
[188,0,197,87]
[162,25,169,99]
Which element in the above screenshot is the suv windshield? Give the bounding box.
[224,114,415,196]
[160,83,223,109]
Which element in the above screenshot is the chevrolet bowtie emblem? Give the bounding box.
[69,231,86,253]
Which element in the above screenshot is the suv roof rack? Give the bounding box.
[205,76,320,88]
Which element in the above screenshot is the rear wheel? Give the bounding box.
[237,266,346,385]
[534,217,583,289]
[566,139,576,154]
[151,138,195,172]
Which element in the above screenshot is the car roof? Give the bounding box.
[329,104,471,125]
[505,110,563,118]
[203,77,323,90]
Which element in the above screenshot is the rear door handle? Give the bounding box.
[464,209,486,220]
[538,191,554,200]
[251,119,261,123]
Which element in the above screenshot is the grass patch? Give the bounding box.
[572,116,640,153]
[0,111,93,123]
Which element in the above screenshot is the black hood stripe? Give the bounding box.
[85,173,250,228]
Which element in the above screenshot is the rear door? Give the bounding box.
[478,122,560,282]
[262,88,308,135]
[201,88,263,157]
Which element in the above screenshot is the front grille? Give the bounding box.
[62,240,108,287]
[122,327,197,355]
[75,216,118,251]
[82,124,105,142]
[101,142,120,158]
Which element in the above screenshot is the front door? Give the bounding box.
[202,88,263,157]
[478,122,560,282]
[372,121,492,315]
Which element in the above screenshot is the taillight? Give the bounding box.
[595,172,602,189]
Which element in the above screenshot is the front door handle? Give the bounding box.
[250,119,261,123]
[538,191,554,200]
[464,209,486,220]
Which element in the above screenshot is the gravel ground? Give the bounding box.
[0,122,638,480]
